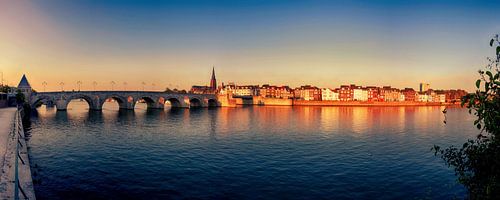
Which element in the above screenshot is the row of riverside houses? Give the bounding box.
[215,82,467,103]
[188,69,467,103]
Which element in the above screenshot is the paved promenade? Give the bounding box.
[0,108,16,170]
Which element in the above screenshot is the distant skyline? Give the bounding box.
[1,0,499,92]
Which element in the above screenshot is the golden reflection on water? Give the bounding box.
[37,101,455,138]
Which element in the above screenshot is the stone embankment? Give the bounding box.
[0,108,36,199]
[218,95,458,107]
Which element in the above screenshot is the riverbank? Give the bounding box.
[0,108,36,199]
[218,95,459,107]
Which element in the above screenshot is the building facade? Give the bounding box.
[260,84,293,99]
[295,85,321,101]
[321,88,339,101]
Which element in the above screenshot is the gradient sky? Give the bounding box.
[1,0,499,92]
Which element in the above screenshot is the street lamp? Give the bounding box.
[77,81,82,92]
[110,81,116,91]
[42,81,47,92]
[59,82,65,91]
[93,81,97,91]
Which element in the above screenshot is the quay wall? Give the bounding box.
[292,100,453,106]
[0,108,36,199]
[252,96,293,106]
[218,95,458,107]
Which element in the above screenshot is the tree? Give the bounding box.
[0,85,10,93]
[164,88,173,93]
[433,35,500,199]
[15,89,25,104]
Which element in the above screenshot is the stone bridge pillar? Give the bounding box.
[121,101,135,110]
[55,99,68,111]
[149,101,165,109]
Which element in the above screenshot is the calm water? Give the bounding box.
[26,101,478,200]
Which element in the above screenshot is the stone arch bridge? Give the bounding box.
[30,91,218,111]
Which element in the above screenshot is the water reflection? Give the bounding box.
[28,103,477,200]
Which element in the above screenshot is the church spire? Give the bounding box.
[210,66,217,91]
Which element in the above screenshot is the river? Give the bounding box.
[26,101,477,199]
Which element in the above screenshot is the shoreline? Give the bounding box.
[218,95,462,107]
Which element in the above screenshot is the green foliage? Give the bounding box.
[0,85,10,93]
[433,34,500,199]
[164,87,186,94]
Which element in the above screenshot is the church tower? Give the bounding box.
[210,66,217,92]
[17,74,32,101]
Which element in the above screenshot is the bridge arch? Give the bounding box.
[189,97,203,108]
[31,95,56,108]
[134,95,163,109]
[163,96,183,108]
[99,94,129,110]
[207,98,218,107]
[59,93,98,111]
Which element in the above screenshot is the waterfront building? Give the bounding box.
[381,86,401,102]
[402,88,417,102]
[437,93,446,103]
[295,85,321,101]
[441,89,468,103]
[353,88,368,101]
[190,85,213,94]
[417,92,429,102]
[260,84,293,99]
[233,85,260,97]
[419,83,430,92]
[366,86,380,101]
[339,85,353,101]
[321,88,339,101]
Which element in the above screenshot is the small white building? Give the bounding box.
[233,85,259,96]
[321,88,339,101]
[399,94,405,102]
[417,93,429,102]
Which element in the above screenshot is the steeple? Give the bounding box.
[17,74,32,100]
[18,74,31,89]
[210,66,217,91]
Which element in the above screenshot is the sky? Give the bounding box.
[0,0,499,92]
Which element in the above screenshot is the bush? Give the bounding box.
[433,35,500,199]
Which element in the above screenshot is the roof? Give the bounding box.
[17,74,31,88]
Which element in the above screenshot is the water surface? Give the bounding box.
[27,101,477,199]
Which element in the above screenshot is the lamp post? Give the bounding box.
[110,81,116,91]
[42,81,47,92]
[77,81,82,92]
[59,82,65,91]
[93,81,97,91]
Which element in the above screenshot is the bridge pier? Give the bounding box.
[119,101,135,110]
[148,102,164,110]
[55,99,67,111]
